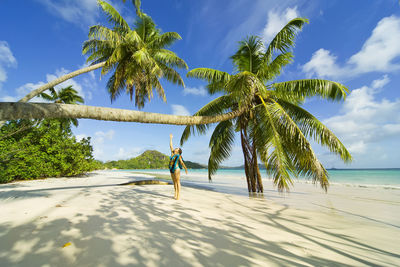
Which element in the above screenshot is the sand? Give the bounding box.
[0,170,399,266]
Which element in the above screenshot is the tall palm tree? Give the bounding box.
[180,18,352,193]
[18,0,186,109]
[40,86,84,129]
[82,0,188,108]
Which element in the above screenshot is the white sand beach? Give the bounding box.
[0,170,399,266]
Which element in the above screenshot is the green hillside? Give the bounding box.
[104,150,205,169]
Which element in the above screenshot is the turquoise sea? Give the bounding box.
[119,168,400,189]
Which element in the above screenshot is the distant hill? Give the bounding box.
[184,160,206,169]
[104,150,206,169]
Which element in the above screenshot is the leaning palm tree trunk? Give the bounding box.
[18,62,105,103]
[0,62,105,127]
[0,102,243,125]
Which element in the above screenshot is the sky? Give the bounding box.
[0,0,399,168]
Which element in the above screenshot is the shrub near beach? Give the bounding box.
[0,119,99,183]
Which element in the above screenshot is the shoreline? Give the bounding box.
[1,170,399,266]
[128,169,400,190]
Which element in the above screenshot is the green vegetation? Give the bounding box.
[181,19,352,193]
[104,150,205,170]
[0,86,100,183]
[0,119,99,183]
[105,150,169,169]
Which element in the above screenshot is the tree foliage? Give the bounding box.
[0,120,99,183]
[104,150,203,169]
[83,0,187,108]
[181,18,352,192]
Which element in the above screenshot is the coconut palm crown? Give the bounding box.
[39,85,84,129]
[180,18,352,192]
[83,0,188,108]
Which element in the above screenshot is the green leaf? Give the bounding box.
[272,79,349,102]
[208,120,235,180]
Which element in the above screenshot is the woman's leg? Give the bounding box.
[175,169,181,200]
[170,172,177,199]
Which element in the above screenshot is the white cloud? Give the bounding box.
[302,49,346,78]
[0,41,17,86]
[1,68,86,102]
[79,62,96,80]
[37,0,99,26]
[36,0,127,28]
[0,96,17,102]
[94,130,115,143]
[348,16,400,73]
[92,130,115,158]
[116,147,143,160]
[171,104,190,116]
[183,86,207,96]
[261,6,299,44]
[303,15,400,79]
[46,68,85,99]
[371,74,390,89]
[323,75,400,155]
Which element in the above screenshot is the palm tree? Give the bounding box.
[19,0,187,109]
[82,0,187,108]
[180,18,352,193]
[39,86,84,129]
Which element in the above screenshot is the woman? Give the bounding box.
[169,134,187,200]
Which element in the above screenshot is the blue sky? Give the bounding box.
[0,0,399,168]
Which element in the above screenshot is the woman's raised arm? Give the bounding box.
[169,134,174,153]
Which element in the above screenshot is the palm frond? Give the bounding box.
[208,120,235,180]
[231,36,265,73]
[82,39,115,64]
[277,99,352,162]
[261,97,331,191]
[180,95,234,146]
[134,14,159,42]
[158,62,185,86]
[88,25,122,43]
[39,87,57,101]
[257,96,294,191]
[154,49,188,69]
[98,0,130,31]
[187,68,231,94]
[258,52,293,82]
[124,30,142,45]
[150,32,182,49]
[121,0,142,16]
[272,79,349,102]
[265,18,308,62]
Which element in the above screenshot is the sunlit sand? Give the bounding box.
[0,170,399,266]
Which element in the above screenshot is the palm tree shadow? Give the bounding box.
[0,186,398,266]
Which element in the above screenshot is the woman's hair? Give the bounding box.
[178,148,182,155]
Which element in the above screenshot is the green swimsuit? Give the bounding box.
[169,154,183,173]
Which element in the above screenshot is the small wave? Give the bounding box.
[328,182,400,190]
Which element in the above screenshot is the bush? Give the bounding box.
[0,119,100,183]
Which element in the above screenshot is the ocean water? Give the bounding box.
[117,168,400,189]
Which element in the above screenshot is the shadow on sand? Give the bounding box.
[0,175,399,266]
